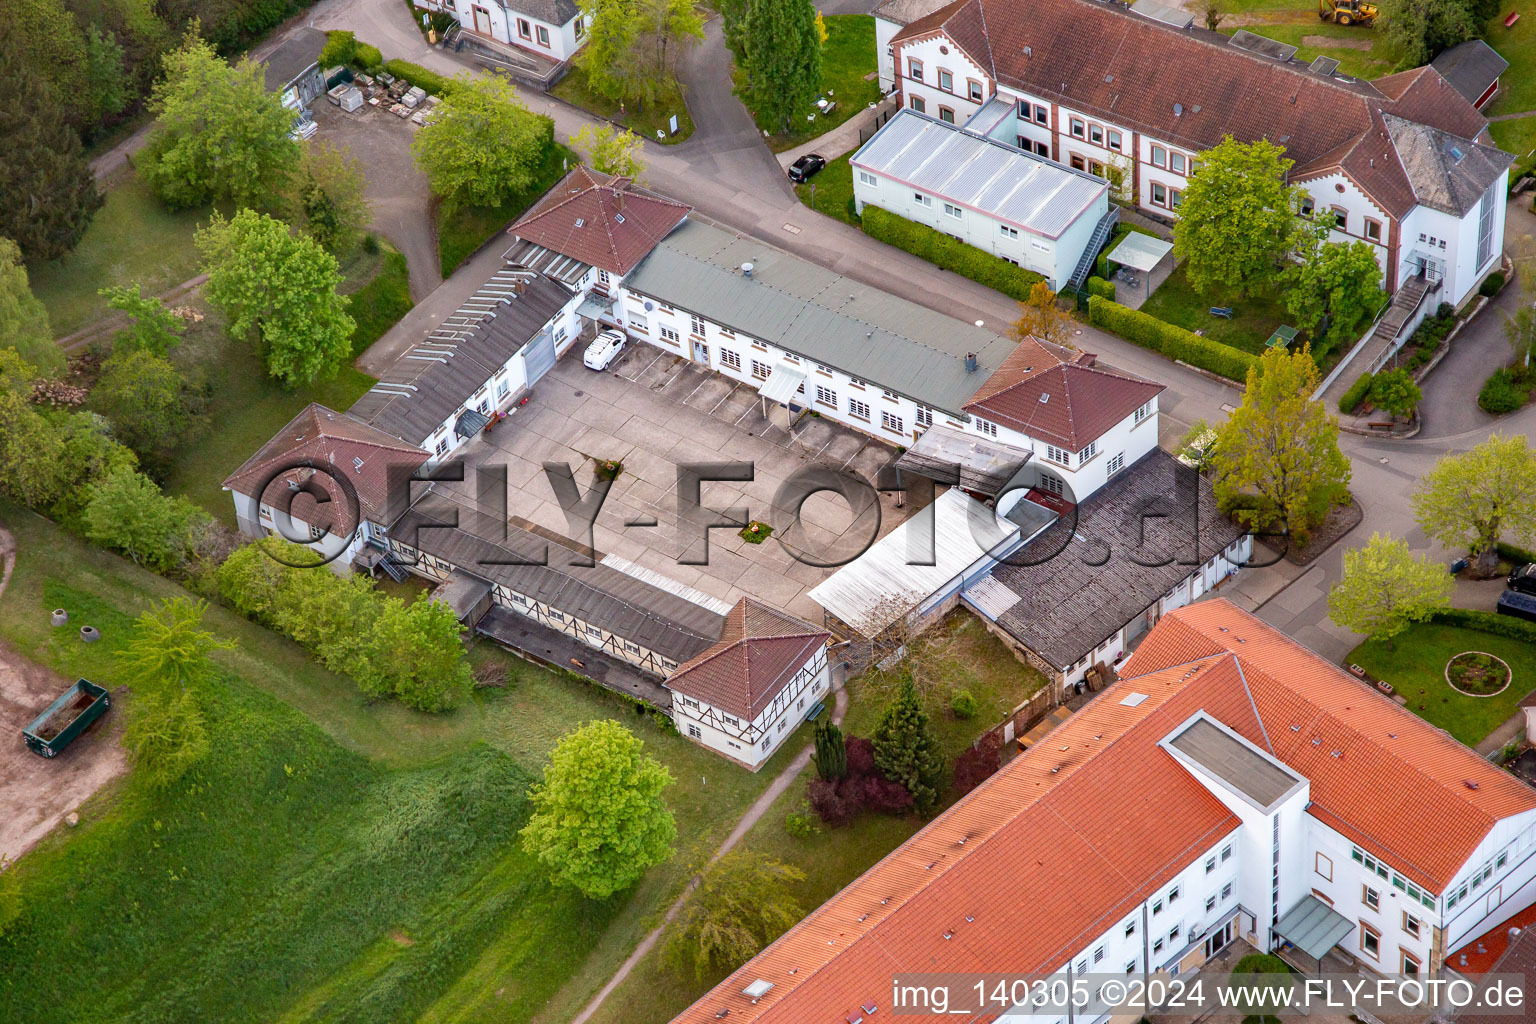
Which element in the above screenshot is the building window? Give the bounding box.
[1034,104,1048,124]
[434,438,449,458]
[1090,160,1105,178]
[751,359,771,380]
[858,170,877,186]
[938,69,952,92]
[944,202,962,218]
[968,80,983,102]
[1205,895,1217,912]
[1125,960,1137,975]
[1329,206,1348,231]
[907,58,923,81]
[1070,117,1086,139]
[1070,154,1086,171]
[1078,440,1097,461]
[910,95,925,114]
[1477,183,1496,267]
[1300,195,1315,218]
[720,348,741,370]
[1151,145,1166,168]
[1107,452,1125,476]
[1221,844,1233,862]
[1134,401,1151,423]
[687,724,701,738]
[1107,129,1122,151]
[1170,188,1183,210]
[1170,925,1181,944]
[1221,882,1233,901]
[1153,899,1163,916]
[1151,183,1167,207]
[1170,152,1186,174]
[1402,951,1420,977]
[1093,945,1104,964]
[1360,924,1380,960]
[517,17,531,38]
[496,378,511,399]
[575,16,585,38]
[1125,920,1136,938]
[1038,473,1064,496]
[882,411,904,433]
[1169,885,1180,904]
[1358,217,1380,242]
[1035,140,1050,156]
[1089,124,1103,145]
[816,385,837,407]
[536,25,549,46]
[938,106,955,124]
[1403,912,1421,938]
[690,314,706,336]
[916,405,933,428]
[1316,852,1333,881]
[975,417,997,437]
[762,737,771,752]
[999,224,1018,239]
[850,398,870,420]
[913,192,932,207]
[1153,937,1164,954]
[1363,885,1380,911]
[1045,445,1068,464]
[659,325,680,344]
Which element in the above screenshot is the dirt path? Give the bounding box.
[567,683,851,1024]
[0,519,129,863]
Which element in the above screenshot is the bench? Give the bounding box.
[806,700,827,721]
[1367,420,1394,431]
[1209,306,1233,319]
[1505,11,1519,27]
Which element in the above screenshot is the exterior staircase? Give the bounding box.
[1317,274,1436,407]
[1066,207,1121,293]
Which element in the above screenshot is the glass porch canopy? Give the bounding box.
[1105,232,1174,272]
[757,360,809,405]
[1273,894,1354,962]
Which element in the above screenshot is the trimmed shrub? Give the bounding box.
[320,30,356,68]
[1496,541,1536,566]
[1338,371,1374,414]
[1086,296,1259,382]
[383,59,455,97]
[1480,271,1506,297]
[1083,275,1116,302]
[949,687,978,719]
[354,42,383,70]
[952,734,1001,796]
[861,206,1045,301]
[806,777,855,826]
[784,809,820,839]
[1478,368,1528,414]
[1430,608,1536,644]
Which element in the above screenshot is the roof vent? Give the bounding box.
[964,352,979,372]
[1173,103,1183,117]
[965,915,975,922]
[943,930,953,940]
[743,979,774,1001]
[863,1002,879,1014]
[1290,724,1300,732]
[353,456,365,472]
[575,218,585,228]
[1105,73,1114,83]
[1039,392,1049,403]
[741,262,754,277]
[714,1008,730,1019]
[1023,45,1032,56]
[1191,105,1202,114]
[1465,779,1481,790]
[1330,750,1342,758]
[1311,737,1322,746]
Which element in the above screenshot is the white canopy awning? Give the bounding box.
[757,360,809,405]
[1106,232,1174,272]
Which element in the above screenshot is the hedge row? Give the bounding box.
[1086,296,1259,382]
[321,31,383,71]
[1429,608,1536,645]
[1338,371,1373,414]
[861,206,1045,301]
[1497,542,1536,566]
[1083,275,1115,302]
[383,59,457,98]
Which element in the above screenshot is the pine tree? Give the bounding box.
[813,719,846,781]
[743,0,822,134]
[0,41,103,262]
[870,677,944,815]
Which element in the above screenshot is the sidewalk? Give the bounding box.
[776,95,898,169]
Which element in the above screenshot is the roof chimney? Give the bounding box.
[964,352,979,372]
[741,262,754,278]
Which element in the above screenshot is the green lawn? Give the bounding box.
[0,508,794,1024]
[29,167,213,336]
[1347,624,1536,746]
[551,66,695,144]
[1491,117,1536,166]
[794,152,858,224]
[343,242,414,355]
[1483,2,1536,115]
[1222,19,1399,80]
[584,612,1049,1024]
[437,144,580,278]
[1139,262,1295,356]
[741,15,882,153]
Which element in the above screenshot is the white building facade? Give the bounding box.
[414,0,586,61]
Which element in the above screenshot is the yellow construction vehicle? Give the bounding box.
[1318,0,1377,25]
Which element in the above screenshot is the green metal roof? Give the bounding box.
[1274,894,1353,960]
[623,221,1014,416]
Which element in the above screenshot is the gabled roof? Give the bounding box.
[665,599,829,720]
[501,0,581,26]
[873,0,953,27]
[222,404,429,533]
[892,0,1499,221]
[261,26,327,92]
[1431,39,1509,106]
[1384,112,1512,217]
[508,166,692,276]
[669,600,1536,1024]
[962,335,1164,450]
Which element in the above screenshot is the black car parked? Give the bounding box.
[1509,563,1536,595]
[787,154,826,183]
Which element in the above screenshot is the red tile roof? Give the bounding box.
[963,335,1164,450]
[222,404,428,536]
[893,0,1496,220]
[508,166,691,275]
[669,600,1536,1024]
[664,599,829,720]
[1449,902,1536,975]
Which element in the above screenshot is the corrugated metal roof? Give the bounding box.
[807,488,1019,636]
[850,110,1108,239]
[622,221,1013,416]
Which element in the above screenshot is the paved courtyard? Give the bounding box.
[442,344,918,623]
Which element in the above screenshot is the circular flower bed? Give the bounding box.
[1445,651,1512,697]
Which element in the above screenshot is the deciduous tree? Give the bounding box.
[124,688,211,788]
[1008,281,1073,349]
[82,466,211,572]
[1367,367,1421,418]
[0,43,102,262]
[141,30,299,209]
[90,349,190,474]
[1286,236,1385,354]
[870,677,943,815]
[356,597,473,712]
[1173,137,1301,297]
[572,123,647,179]
[521,720,677,898]
[664,851,806,981]
[101,283,187,357]
[288,141,373,255]
[118,597,233,694]
[1211,344,1351,546]
[1412,434,1536,577]
[743,0,822,134]
[1378,0,1477,68]
[0,238,62,377]
[1326,533,1453,644]
[197,209,355,387]
[411,74,554,208]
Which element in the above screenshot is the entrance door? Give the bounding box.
[522,331,557,384]
[1204,920,1233,959]
[692,339,709,365]
[1488,884,1502,916]
[472,5,492,35]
